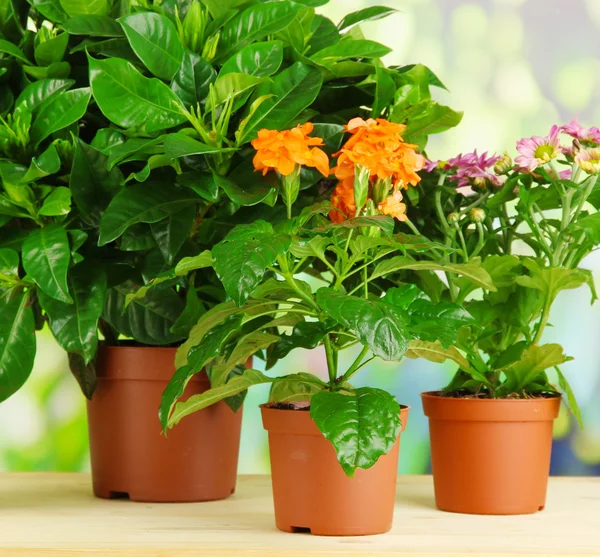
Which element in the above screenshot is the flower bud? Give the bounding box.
[494,152,513,175]
[371,177,391,205]
[469,208,486,223]
[472,176,487,189]
[202,32,220,62]
[183,1,207,54]
[353,164,370,216]
[447,212,460,225]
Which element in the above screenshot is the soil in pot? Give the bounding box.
[261,403,410,536]
[87,345,243,503]
[421,391,561,515]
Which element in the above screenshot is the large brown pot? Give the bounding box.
[421,391,561,515]
[261,404,410,536]
[87,345,243,502]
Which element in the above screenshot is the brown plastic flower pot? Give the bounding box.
[261,404,410,536]
[87,345,243,502]
[421,391,561,515]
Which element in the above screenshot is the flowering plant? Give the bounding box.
[382,118,600,423]
[159,119,491,476]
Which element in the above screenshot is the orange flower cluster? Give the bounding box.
[251,123,330,178]
[330,118,425,223]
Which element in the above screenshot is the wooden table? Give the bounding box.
[0,474,598,556]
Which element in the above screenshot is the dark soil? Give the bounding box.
[267,402,310,411]
[439,389,561,400]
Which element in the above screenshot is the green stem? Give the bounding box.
[454,223,469,261]
[471,222,485,258]
[458,192,490,217]
[404,218,421,236]
[323,334,338,387]
[338,346,371,385]
[533,296,552,344]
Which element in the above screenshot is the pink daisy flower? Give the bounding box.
[515,125,562,171]
[561,117,600,143]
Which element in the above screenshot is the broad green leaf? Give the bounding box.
[238,61,323,143]
[31,0,68,23]
[170,287,205,338]
[0,248,19,282]
[22,62,71,80]
[70,139,123,223]
[38,265,106,364]
[88,56,186,133]
[98,182,200,245]
[151,206,196,265]
[34,32,69,67]
[163,133,234,159]
[402,101,463,146]
[372,256,496,291]
[30,88,91,146]
[213,172,275,206]
[210,330,279,387]
[104,283,185,345]
[59,0,108,17]
[38,187,72,216]
[0,38,30,64]
[311,123,345,155]
[269,372,326,403]
[170,52,216,107]
[316,288,410,360]
[555,366,582,429]
[337,6,397,31]
[212,221,292,306]
[220,41,283,77]
[0,292,36,403]
[311,39,391,62]
[165,368,271,429]
[307,15,340,54]
[208,72,266,110]
[218,2,302,61]
[381,284,425,310]
[315,215,395,236]
[14,79,73,113]
[371,66,396,117]
[67,353,96,399]
[106,137,163,169]
[22,225,72,303]
[310,387,400,477]
[62,14,125,37]
[575,212,600,245]
[177,171,219,202]
[175,250,213,275]
[197,0,247,18]
[20,144,61,183]
[91,128,125,153]
[119,12,184,80]
[271,320,332,360]
[159,313,243,426]
[405,340,474,373]
[506,343,571,392]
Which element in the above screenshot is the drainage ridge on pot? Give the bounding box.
[261,403,410,536]
[421,391,561,515]
[87,345,243,503]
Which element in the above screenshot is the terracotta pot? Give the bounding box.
[261,404,410,536]
[421,391,561,515]
[87,345,243,502]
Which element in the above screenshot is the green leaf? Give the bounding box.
[316,288,410,360]
[38,265,106,364]
[405,339,474,373]
[221,41,283,77]
[237,62,323,143]
[163,133,234,159]
[372,256,496,291]
[170,52,216,107]
[307,15,340,54]
[315,215,395,236]
[0,248,19,281]
[34,32,69,67]
[119,12,184,80]
[310,388,400,477]
[88,55,186,133]
[555,366,582,429]
[98,182,200,245]
[506,344,570,392]
[337,6,397,31]
[106,136,163,169]
[0,38,30,64]
[104,283,185,345]
[210,330,279,387]
[0,292,36,403]
[67,352,96,399]
[208,72,266,111]
[271,320,332,360]
[310,123,345,155]
[402,102,463,145]
[312,39,391,62]
[22,62,71,80]
[22,225,72,303]
[30,88,91,146]
[170,286,205,338]
[31,0,68,23]
[212,221,292,306]
[269,372,326,403]
[62,14,125,36]
[371,66,396,118]
[20,144,61,183]
[38,187,72,216]
[151,206,195,265]
[70,139,122,223]
[175,250,214,275]
[575,212,600,245]
[213,171,275,206]
[176,171,219,202]
[59,0,108,16]
[218,2,302,61]
[14,78,73,113]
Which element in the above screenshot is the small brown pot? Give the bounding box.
[421,391,561,515]
[261,404,410,536]
[87,345,243,502]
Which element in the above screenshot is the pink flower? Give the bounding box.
[561,117,600,143]
[575,147,600,175]
[515,125,562,171]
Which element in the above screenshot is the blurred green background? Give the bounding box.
[2,0,599,475]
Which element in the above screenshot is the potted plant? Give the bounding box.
[383,121,599,514]
[157,117,488,535]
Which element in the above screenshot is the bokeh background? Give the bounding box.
[2,0,599,475]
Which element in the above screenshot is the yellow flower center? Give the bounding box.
[534,144,556,161]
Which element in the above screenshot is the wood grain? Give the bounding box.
[0,474,598,556]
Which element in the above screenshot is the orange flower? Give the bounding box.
[329,176,356,223]
[378,190,407,222]
[251,123,330,177]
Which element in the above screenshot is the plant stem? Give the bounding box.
[533,296,552,344]
[338,345,370,385]
[323,334,338,387]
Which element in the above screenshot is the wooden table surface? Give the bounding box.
[0,474,598,556]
